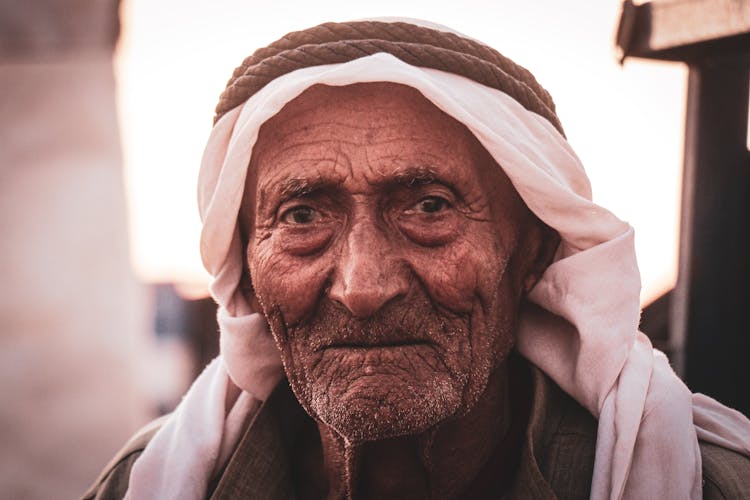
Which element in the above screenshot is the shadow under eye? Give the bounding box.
[396,210,460,247]
[279,224,334,255]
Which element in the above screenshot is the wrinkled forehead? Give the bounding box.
[241,82,522,222]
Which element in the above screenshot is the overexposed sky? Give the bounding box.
[115,0,686,303]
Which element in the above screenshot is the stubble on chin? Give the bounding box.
[263,294,484,443]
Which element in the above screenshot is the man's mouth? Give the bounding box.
[318,339,432,351]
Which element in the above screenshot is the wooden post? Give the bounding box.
[676,59,750,415]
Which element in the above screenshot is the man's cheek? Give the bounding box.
[410,246,492,313]
[250,245,332,324]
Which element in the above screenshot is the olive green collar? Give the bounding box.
[210,356,597,499]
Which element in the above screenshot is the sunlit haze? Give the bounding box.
[115,0,686,304]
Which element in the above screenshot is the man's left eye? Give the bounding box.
[414,196,451,214]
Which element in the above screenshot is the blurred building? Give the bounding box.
[147,283,218,415]
[0,1,150,497]
[620,0,750,416]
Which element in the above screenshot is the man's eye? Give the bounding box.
[280,205,319,224]
[414,196,451,214]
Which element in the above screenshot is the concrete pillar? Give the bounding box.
[0,1,148,497]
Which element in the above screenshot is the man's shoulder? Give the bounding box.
[700,439,750,499]
[528,364,597,498]
[530,365,750,500]
[82,372,750,500]
[81,415,168,500]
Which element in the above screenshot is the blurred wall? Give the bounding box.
[0,1,148,497]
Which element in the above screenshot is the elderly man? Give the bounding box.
[86,20,750,499]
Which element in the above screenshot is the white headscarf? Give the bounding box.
[125,52,750,500]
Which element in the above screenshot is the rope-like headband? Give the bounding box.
[213,20,564,136]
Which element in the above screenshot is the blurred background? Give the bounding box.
[1,0,747,497]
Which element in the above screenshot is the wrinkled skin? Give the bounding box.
[243,83,555,498]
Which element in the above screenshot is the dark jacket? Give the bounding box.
[84,359,750,499]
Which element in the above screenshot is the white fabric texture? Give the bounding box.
[126,53,750,500]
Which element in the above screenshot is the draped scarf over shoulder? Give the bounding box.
[124,19,750,500]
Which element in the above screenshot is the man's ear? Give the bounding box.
[520,218,560,294]
[238,207,263,313]
[238,269,263,312]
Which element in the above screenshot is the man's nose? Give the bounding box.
[328,220,409,318]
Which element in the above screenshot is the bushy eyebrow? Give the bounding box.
[276,177,338,204]
[279,177,316,200]
[270,165,451,206]
[388,165,442,187]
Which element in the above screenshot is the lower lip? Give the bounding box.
[321,343,434,371]
[322,342,430,352]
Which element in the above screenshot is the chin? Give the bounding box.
[261,292,513,442]
[311,369,465,442]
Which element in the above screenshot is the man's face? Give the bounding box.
[244,83,542,442]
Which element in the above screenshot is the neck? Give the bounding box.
[307,360,526,500]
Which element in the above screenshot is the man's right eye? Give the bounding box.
[280,205,320,224]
